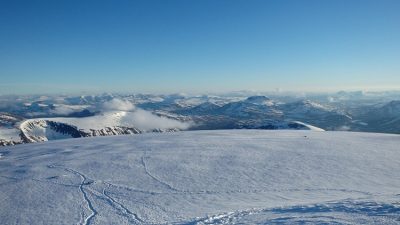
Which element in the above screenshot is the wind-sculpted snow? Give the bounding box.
[0,130,400,224]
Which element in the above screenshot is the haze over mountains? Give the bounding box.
[1,90,400,146]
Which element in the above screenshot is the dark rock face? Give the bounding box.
[0,139,23,146]
[67,109,95,118]
[87,126,141,136]
[17,119,179,145]
[46,121,87,138]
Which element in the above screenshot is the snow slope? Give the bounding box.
[0,128,20,141]
[0,130,399,224]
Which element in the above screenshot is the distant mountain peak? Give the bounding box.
[245,95,270,102]
[244,96,274,106]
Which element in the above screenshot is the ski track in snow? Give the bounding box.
[102,186,144,224]
[46,165,146,225]
[141,154,182,192]
[1,130,400,224]
[47,165,98,225]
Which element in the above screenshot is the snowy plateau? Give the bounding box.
[1,130,400,224]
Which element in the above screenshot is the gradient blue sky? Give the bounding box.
[1,0,399,94]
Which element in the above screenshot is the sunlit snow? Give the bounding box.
[1,130,399,224]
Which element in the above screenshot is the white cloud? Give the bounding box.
[336,125,351,131]
[121,109,191,130]
[100,99,192,130]
[51,106,76,115]
[102,99,135,111]
[49,104,90,116]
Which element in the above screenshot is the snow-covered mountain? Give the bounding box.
[1,130,399,224]
[371,100,400,118]
[243,95,275,105]
[175,102,222,115]
[0,113,23,146]
[17,110,189,143]
[2,93,400,145]
[355,100,400,133]
[215,96,282,119]
[278,100,353,130]
[1,96,330,146]
[20,120,87,142]
[175,97,346,131]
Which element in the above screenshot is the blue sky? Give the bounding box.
[1,0,399,94]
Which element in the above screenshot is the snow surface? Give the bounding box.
[1,130,400,224]
[0,127,20,141]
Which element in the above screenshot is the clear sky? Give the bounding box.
[1,0,399,94]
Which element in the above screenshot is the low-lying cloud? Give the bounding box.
[336,125,351,131]
[102,99,135,111]
[101,99,192,130]
[51,106,76,115]
[121,109,191,130]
